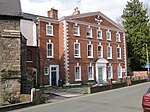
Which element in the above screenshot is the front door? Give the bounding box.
[98,67,103,84]
[50,65,59,86]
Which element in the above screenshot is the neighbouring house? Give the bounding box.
[20,13,40,91]
[37,7,127,86]
[0,0,27,104]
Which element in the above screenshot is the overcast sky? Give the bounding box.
[20,0,150,21]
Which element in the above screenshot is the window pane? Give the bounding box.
[44,67,48,75]
[87,27,92,37]
[108,66,111,78]
[74,26,79,35]
[47,43,52,57]
[106,31,110,40]
[88,45,92,56]
[47,25,52,35]
[117,47,121,58]
[97,30,102,39]
[74,43,79,56]
[98,46,101,57]
[88,67,93,79]
[75,67,80,80]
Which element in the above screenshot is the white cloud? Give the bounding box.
[20,0,149,21]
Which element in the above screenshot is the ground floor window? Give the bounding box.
[118,65,122,78]
[75,66,81,81]
[88,66,94,80]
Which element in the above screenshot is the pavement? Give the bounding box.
[44,87,88,103]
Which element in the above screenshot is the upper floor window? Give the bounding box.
[44,67,49,75]
[87,26,92,38]
[117,47,121,59]
[118,65,122,78]
[106,30,111,40]
[98,45,103,58]
[88,66,94,80]
[108,65,113,79]
[87,43,93,58]
[107,45,112,59]
[47,41,54,58]
[46,23,53,36]
[116,32,121,42]
[74,25,80,36]
[74,41,81,58]
[97,29,102,39]
[75,66,81,81]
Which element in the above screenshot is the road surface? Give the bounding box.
[11,82,150,112]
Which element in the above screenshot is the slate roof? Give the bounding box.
[0,0,22,17]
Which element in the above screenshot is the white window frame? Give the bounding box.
[74,42,81,58]
[106,30,111,40]
[98,45,103,58]
[87,26,92,38]
[44,67,49,75]
[73,25,80,36]
[117,47,121,59]
[88,66,94,80]
[107,66,113,79]
[116,32,121,42]
[97,29,102,39]
[107,45,112,59]
[87,44,93,58]
[75,66,81,81]
[118,65,122,78]
[47,42,54,58]
[46,23,53,36]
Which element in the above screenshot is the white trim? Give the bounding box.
[73,25,80,36]
[117,46,122,59]
[97,29,102,39]
[87,43,93,58]
[95,63,107,83]
[88,66,94,80]
[118,65,122,78]
[74,41,81,58]
[107,45,112,59]
[49,65,59,86]
[44,67,49,75]
[107,65,113,79]
[106,30,111,41]
[63,20,70,84]
[123,33,127,76]
[75,66,82,81]
[116,32,121,42]
[98,45,103,58]
[46,23,54,36]
[87,26,92,38]
[46,42,54,58]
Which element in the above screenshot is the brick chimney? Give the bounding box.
[72,7,80,15]
[47,8,58,19]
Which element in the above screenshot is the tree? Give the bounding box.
[122,0,150,71]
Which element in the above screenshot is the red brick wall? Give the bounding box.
[38,13,126,85]
[38,20,59,85]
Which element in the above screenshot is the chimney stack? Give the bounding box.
[47,8,58,19]
[72,7,80,15]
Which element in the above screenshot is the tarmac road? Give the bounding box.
[11,82,150,112]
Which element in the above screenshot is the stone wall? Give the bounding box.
[0,18,23,105]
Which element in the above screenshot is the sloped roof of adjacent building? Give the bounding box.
[0,0,22,17]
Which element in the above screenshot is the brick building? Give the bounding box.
[37,7,127,86]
